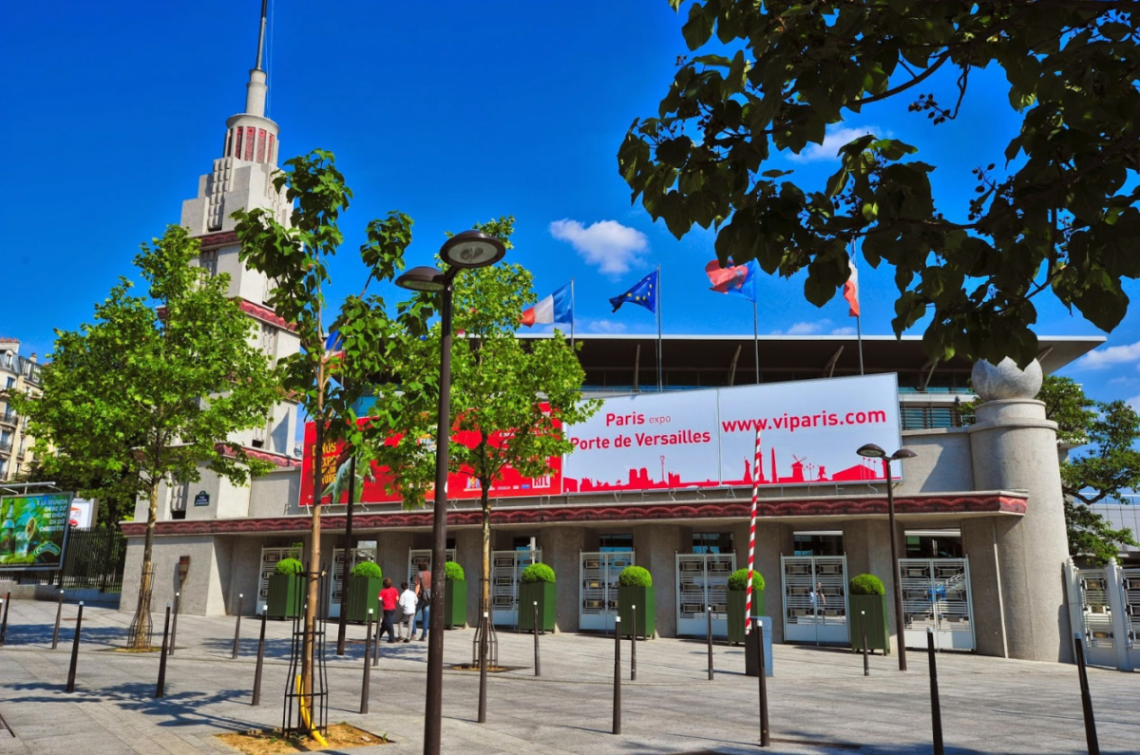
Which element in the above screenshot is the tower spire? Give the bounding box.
[244,0,270,117]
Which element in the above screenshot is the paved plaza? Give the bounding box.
[0,599,1135,755]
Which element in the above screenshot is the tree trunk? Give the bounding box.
[301,418,323,735]
[481,491,491,622]
[128,479,159,649]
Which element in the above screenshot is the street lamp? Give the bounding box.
[397,230,505,755]
[857,442,916,672]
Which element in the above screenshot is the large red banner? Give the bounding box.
[298,421,564,506]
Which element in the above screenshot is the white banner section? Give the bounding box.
[564,374,901,494]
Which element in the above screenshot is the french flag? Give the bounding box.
[521,283,573,327]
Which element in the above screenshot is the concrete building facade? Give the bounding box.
[0,339,43,481]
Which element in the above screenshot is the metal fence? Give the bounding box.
[2,529,128,593]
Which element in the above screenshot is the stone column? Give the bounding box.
[842,518,903,654]
[960,517,1009,658]
[635,524,685,637]
[752,523,794,643]
[453,529,481,628]
[967,358,1071,662]
[541,526,586,633]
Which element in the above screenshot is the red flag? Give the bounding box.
[843,260,860,317]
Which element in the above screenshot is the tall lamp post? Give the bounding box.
[856,443,916,672]
[396,231,506,755]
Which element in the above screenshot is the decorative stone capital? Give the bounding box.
[971,358,1043,401]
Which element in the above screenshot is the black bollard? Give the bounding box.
[373,610,381,667]
[631,604,637,681]
[156,603,171,699]
[231,593,243,659]
[0,593,9,646]
[169,592,180,657]
[706,606,714,681]
[927,628,944,755]
[360,610,373,714]
[613,616,622,735]
[251,611,267,706]
[862,610,869,677]
[1074,634,1101,755]
[477,612,489,724]
[66,602,84,693]
[52,589,64,650]
[533,601,541,677]
[755,618,770,747]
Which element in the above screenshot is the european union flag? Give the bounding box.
[609,270,658,313]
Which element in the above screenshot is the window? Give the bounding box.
[199,249,218,276]
[692,532,732,554]
[259,322,277,356]
[169,482,188,520]
[5,377,14,390]
[252,419,267,449]
[599,533,634,552]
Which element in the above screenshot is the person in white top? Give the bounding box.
[397,582,417,642]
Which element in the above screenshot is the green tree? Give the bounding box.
[11,226,279,648]
[1036,376,1139,564]
[233,150,429,736]
[619,1,1140,367]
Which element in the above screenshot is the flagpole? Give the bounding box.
[570,278,576,349]
[656,264,663,392]
[753,298,759,385]
[856,311,864,376]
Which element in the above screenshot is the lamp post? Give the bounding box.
[857,442,916,672]
[397,230,506,755]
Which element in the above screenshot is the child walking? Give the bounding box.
[397,581,417,642]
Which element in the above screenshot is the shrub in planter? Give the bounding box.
[617,566,655,639]
[268,558,303,620]
[848,573,890,654]
[345,561,383,623]
[517,563,556,632]
[727,568,766,645]
[443,561,467,629]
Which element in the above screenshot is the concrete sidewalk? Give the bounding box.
[0,600,1135,755]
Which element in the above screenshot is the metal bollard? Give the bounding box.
[927,628,943,755]
[533,602,541,677]
[170,592,180,656]
[66,602,84,692]
[251,611,267,706]
[477,611,489,724]
[231,593,243,659]
[631,604,637,681]
[613,615,622,735]
[706,606,714,681]
[360,610,373,714]
[52,589,64,650]
[1074,634,1101,755]
[755,618,770,747]
[156,604,171,699]
[373,610,381,667]
[862,610,869,676]
[0,593,9,646]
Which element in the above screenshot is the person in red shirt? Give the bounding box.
[378,578,398,643]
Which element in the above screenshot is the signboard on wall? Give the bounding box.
[69,499,95,529]
[0,492,74,570]
[299,373,902,505]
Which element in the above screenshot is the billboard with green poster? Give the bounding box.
[0,493,73,570]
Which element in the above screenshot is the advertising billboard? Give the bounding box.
[0,492,74,570]
[299,373,902,505]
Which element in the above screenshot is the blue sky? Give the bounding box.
[2,1,1137,407]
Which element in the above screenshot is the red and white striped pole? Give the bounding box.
[744,427,761,635]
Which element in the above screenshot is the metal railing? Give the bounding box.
[0,410,16,426]
[2,529,128,593]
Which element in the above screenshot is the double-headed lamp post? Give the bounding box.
[396,230,506,755]
[856,442,916,672]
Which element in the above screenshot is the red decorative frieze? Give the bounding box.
[237,299,297,331]
[214,442,301,469]
[196,230,240,249]
[120,493,1028,538]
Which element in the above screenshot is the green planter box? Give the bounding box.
[727,590,766,645]
[617,585,655,639]
[517,581,556,632]
[849,593,891,654]
[345,575,382,624]
[267,573,301,620]
[444,579,467,629]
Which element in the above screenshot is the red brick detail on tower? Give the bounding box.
[120,493,1028,538]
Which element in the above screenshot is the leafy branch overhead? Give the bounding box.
[620,1,1140,366]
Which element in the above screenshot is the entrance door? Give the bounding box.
[782,556,849,644]
[579,551,634,632]
[407,548,457,587]
[256,545,302,615]
[491,549,542,627]
[676,553,735,637]
[899,558,975,651]
[1074,566,1116,667]
[328,545,378,619]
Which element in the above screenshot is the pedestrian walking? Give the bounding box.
[379,578,398,644]
[414,562,432,641]
[398,582,417,642]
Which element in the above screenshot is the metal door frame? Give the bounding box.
[676,553,735,637]
[490,549,542,627]
[579,551,635,632]
[899,557,975,651]
[256,545,302,615]
[782,555,850,645]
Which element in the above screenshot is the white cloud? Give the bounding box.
[830,326,857,336]
[582,318,627,334]
[770,321,827,336]
[786,125,887,163]
[1128,395,1140,413]
[1078,340,1140,370]
[549,219,648,276]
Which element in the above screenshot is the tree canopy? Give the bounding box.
[619,1,1140,367]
